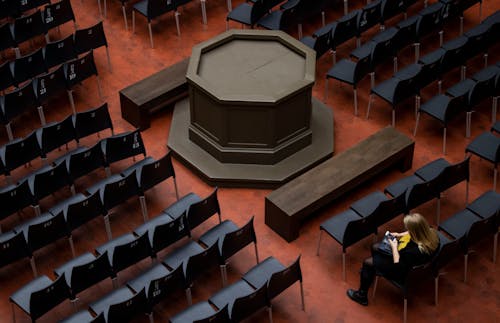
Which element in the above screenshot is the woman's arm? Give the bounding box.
[391,231,408,238]
[388,238,400,263]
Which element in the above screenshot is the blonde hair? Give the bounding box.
[404,213,440,255]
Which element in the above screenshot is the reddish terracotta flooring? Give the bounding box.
[1,0,499,322]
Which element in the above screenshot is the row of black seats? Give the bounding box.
[9,189,259,322]
[0,0,76,56]
[1,20,111,93]
[415,61,500,153]
[317,157,470,280]
[0,102,113,182]
[324,2,494,117]
[169,255,304,323]
[1,51,103,140]
[254,0,333,39]
[1,0,62,20]
[372,189,499,322]
[0,147,177,278]
[365,11,499,127]
[302,0,461,64]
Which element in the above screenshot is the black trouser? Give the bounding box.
[359,243,386,293]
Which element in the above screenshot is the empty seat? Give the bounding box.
[73,102,114,141]
[89,287,149,322]
[100,129,146,176]
[74,21,112,71]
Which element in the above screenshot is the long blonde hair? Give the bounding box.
[404,213,440,254]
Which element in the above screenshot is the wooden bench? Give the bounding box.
[120,58,189,130]
[265,127,415,242]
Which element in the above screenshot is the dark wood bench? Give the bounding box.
[120,58,189,130]
[265,126,415,242]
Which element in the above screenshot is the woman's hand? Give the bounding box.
[388,238,400,263]
[391,231,408,238]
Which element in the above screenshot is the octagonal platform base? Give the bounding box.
[167,97,334,188]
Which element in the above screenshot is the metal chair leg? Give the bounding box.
[392,108,396,127]
[463,254,468,283]
[393,56,398,73]
[268,305,273,323]
[69,236,76,258]
[67,90,76,114]
[96,76,104,100]
[5,123,13,141]
[254,243,260,263]
[414,43,420,63]
[366,94,373,120]
[413,112,420,137]
[300,281,306,311]
[175,11,181,36]
[201,0,207,25]
[342,251,346,281]
[436,196,441,224]
[186,288,192,305]
[372,276,378,298]
[403,298,407,323]
[353,88,358,116]
[139,195,149,222]
[493,233,497,263]
[37,106,46,125]
[30,257,38,277]
[104,214,112,240]
[443,127,447,155]
[226,0,232,11]
[434,276,439,305]
[343,0,348,15]
[122,5,128,30]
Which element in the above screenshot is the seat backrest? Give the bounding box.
[70,251,112,296]
[267,255,302,300]
[466,214,498,249]
[393,71,420,104]
[2,131,41,174]
[11,10,46,45]
[145,264,186,305]
[184,241,220,285]
[33,65,68,104]
[67,143,105,181]
[194,304,230,323]
[43,34,77,70]
[439,156,469,193]
[186,188,221,231]
[26,211,69,252]
[415,2,444,38]
[2,80,38,122]
[0,1,18,20]
[396,15,419,45]
[353,53,372,84]
[29,274,70,321]
[12,47,47,84]
[356,0,382,35]
[230,283,269,322]
[371,191,406,228]
[312,28,331,58]
[220,216,257,262]
[66,190,105,230]
[138,151,176,192]
[250,0,270,25]
[0,61,15,91]
[0,180,33,221]
[343,216,376,249]
[380,0,406,22]
[371,26,399,63]
[417,48,444,87]
[43,0,75,31]
[443,94,466,122]
[29,160,72,201]
[101,129,146,166]
[151,212,189,253]
[74,21,108,55]
[331,10,359,48]
[17,0,50,15]
[147,0,175,18]
[405,177,439,211]
[37,115,76,158]
[112,233,152,273]
[468,76,493,107]
[101,171,140,210]
[73,103,114,141]
[64,50,98,87]
[440,36,469,75]
[0,231,30,268]
[464,23,491,58]
[432,234,461,272]
[106,288,148,322]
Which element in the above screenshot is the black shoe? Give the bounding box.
[347,289,368,306]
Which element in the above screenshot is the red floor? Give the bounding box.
[0,0,499,322]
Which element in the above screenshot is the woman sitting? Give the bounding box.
[347,213,440,305]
